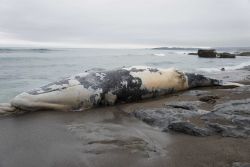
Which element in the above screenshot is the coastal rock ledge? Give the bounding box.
[133,97,250,138]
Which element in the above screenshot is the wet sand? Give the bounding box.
[1,70,250,167]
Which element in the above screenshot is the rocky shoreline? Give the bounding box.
[133,87,250,138]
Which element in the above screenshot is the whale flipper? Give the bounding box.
[0,103,16,115]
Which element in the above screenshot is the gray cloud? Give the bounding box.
[0,0,250,47]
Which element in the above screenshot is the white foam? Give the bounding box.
[152,53,166,57]
[197,67,221,73]
[198,61,250,73]
[123,65,152,70]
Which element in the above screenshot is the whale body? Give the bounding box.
[1,67,221,113]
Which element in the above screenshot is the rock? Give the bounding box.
[133,98,250,138]
[197,50,237,58]
[232,162,250,167]
[132,108,195,129]
[199,95,219,104]
[133,101,211,136]
[230,86,250,94]
[182,90,209,96]
[212,98,250,116]
[207,123,250,138]
[198,49,217,58]
[167,121,211,136]
[201,99,250,137]
[221,67,225,71]
[164,101,205,110]
[188,53,198,55]
[238,52,250,56]
[217,52,236,58]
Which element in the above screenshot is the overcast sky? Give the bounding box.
[0,0,250,48]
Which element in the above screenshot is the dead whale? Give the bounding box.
[0,66,222,113]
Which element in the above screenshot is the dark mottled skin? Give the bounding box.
[148,68,159,72]
[77,69,147,105]
[186,73,220,88]
[28,79,70,95]
[129,68,145,72]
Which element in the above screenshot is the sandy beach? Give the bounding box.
[1,67,250,167]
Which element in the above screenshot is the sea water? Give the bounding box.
[0,47,250,102]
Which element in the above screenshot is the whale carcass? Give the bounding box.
[0,67,222,113]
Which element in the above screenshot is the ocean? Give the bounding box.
[1,47,250,103]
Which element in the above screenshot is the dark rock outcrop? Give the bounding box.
[238,52,250,56]
[188,53,198,55]
[197,50,236,58]
[132,101,211,136]
[167,121,211,136]
[133,97,250,138]
[164,101,204,110]
[217,52,236,58]
[198,49,217,58]
[202,98,250,137]
[232,162,250,167]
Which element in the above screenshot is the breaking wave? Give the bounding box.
[198,61,250,73]
[152,53,166,57]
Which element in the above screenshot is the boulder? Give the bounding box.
[238,52,250,56]
[221,68,225,71]
[198,49,217,58]
[188,53,198,55]
[217,52,236,58]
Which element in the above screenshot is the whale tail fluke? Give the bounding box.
[186,73,222,88]
[220,82,244,88]
[185,73,244,89]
